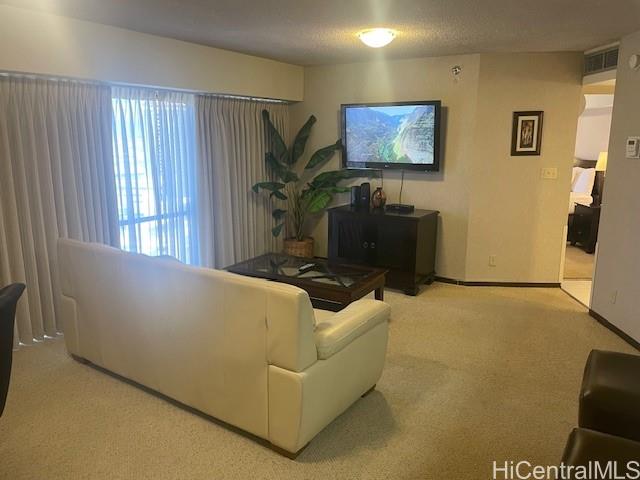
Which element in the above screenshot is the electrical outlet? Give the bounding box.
[540,167,558,179]
[488,255,497,267]
[611,290,618,304]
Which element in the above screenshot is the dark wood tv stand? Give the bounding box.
[328,205,439,295]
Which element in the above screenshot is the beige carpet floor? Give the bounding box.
[564,245,595,279]
[0,284,636,480]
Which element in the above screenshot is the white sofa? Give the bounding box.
[57,239,390,455]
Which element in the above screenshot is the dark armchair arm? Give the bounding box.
[579,349,640,443]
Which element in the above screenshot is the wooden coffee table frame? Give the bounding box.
[226,254,386,312]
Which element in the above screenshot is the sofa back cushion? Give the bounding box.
[57,239,316,439]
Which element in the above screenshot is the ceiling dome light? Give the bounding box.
[358,28,396,48]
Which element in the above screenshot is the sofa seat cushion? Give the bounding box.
[313,309,334,325]
[313,299,390,360]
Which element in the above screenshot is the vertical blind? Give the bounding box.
[111,88,199,264]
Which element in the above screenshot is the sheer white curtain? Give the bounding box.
[111,88,199,264]
[0,76,119,345]
[196,96,288,268]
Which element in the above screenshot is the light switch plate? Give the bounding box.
[626,137,640,158]
[541,167,558,179]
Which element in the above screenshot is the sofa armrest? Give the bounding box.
[313,299,390,360]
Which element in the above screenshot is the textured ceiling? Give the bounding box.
[5,0,640,65]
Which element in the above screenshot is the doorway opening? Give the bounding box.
[561,82,614,307]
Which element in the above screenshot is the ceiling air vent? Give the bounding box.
[584,47,619,75]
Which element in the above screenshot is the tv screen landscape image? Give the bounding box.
[342,101,441,171]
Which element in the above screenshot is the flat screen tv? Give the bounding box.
[341,101,441,171]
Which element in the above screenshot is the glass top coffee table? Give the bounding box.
[226,253,386,311]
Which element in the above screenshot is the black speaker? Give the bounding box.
[350,185,361,207]
[359,182,370,209]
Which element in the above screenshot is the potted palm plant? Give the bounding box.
[252,110,364,257]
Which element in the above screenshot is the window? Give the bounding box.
[111,88,199,264]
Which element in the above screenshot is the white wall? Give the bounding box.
[591,30,640,342]
[290,54,482,280]
[0,5,303,101]
[465,53,583,282]
[291,52,583,282]
[574,95,614,160]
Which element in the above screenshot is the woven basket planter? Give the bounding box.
[283,237,314,258]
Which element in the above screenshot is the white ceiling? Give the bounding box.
[5,0,640,65]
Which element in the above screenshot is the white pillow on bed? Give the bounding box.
[572,167,596,195]
[571,167,580,187]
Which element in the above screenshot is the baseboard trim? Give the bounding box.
[435,276,560,288]
[588,309,640,351]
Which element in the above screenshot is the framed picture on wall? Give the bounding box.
[511,111,544,156]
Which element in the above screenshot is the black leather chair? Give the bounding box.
[579,349,640,443]
[562,428,640,472]
[0,283,26,417]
